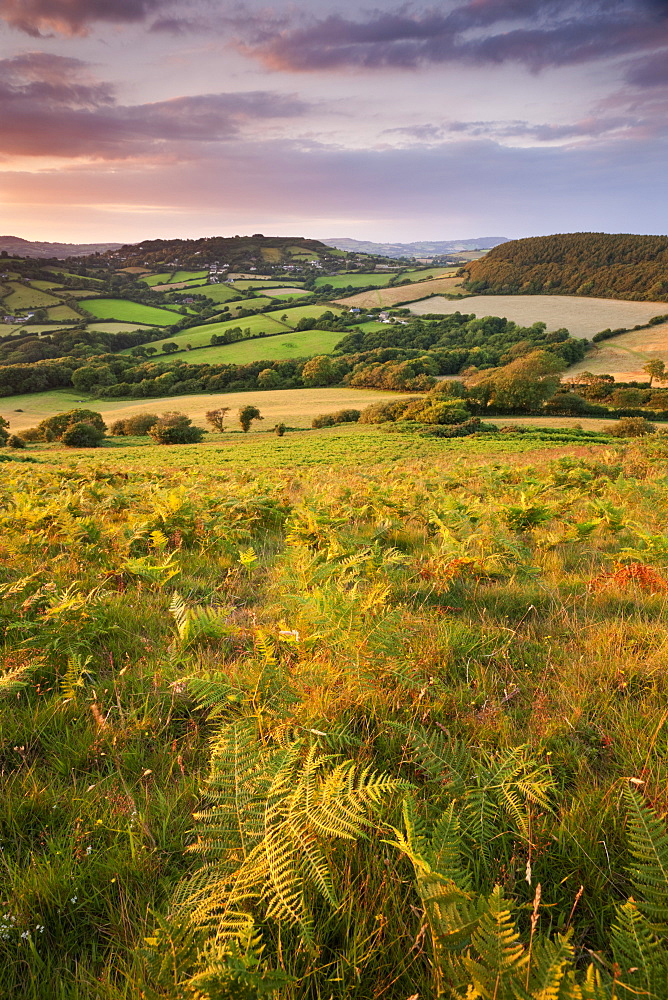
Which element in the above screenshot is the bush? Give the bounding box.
[312,409,361,429]
[62,422,105,447]
[359,399,418,424]
[7,434,25,449]
[110,413,159,436]
[148,412,206,444]
[610,417,656,437]
[238,406,263,433]
[274,423,286,436]
[38,409,106,441]
[20,427,42,442]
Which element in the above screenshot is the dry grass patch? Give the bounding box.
[334,275,466,308]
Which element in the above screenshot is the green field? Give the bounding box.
[314,271,394,288]
[139,272,172,286]
[78,298,183,325]
[3,282,63,310]
[169,270,208,283]
[403,266,457,281]
[45,304,83,321]
[265,288,311,300]
[173,328,345,364]
[142,303,342,352]
[2,419,668,998]
[45,269,105,285]
[29,279,64,291]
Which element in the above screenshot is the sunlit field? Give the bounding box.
[2,418,668,998]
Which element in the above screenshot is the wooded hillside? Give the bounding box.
[463,232,668,301]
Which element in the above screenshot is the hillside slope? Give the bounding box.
[463,232,668,301]
[103,235,350,270]
[0,235,123,258]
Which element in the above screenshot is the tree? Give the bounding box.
[161,342,180,354]
[301,355,345,388]
[148,412,205,444]
[62,421,105,447]
[257,368,281,389]
[238,405,263,433]
[205,407,231,432]
[38,409,106,441]
[642,359,667,387]
[467,350,564,413]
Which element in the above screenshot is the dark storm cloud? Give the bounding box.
[0,0,171,36]
[0,53,310,158]
[235,0,668,72]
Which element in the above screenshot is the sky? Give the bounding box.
[0,0,667,244]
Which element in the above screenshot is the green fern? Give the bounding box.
[623,786,668,930]
[611,901,668,999]
[175,720,406,943]
[59,652,93,701]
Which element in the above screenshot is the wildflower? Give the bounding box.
[86,845,92,855]
[70,896,78,904]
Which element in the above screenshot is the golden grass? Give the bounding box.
[334,275,466,308]
[566,321,668,381]
[3,386,411,433]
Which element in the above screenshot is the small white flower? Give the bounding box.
[21,930,30,939]
[86,845,92,855]
[70,896,78,904]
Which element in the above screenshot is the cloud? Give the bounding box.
[0,0,170,36]
[625,48,668,85]
[235,1,668,73]
[386,115,638,146]
[0,53,310,158]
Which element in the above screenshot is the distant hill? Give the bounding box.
[463,232,668,302]
[321,237,508,259]
[101,235,350,270]
[0,235,123,259]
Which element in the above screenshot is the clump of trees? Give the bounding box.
[109,413,158,436]
[21,408,107,445]
[148,412,205,444]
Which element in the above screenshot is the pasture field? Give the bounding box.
[45,304,84,321]
[45,269,105,285]
[264,302,343,324]
[231,280,303,290]
[228,295,276,312]
[565,320,668,381]
[169,270,208,283]
[87,321,153,334]
[66,288,101,297]
[3,282,63,310]
[315,271,394,288]
[174,328,345,364]
[403,266,458,281]
[139,272,173,286]
[78,298,183,325]
[188,283,241,303]
[335,274,466,307]
[28,279,64,291]
[2,419,668,999]
[140,313,288,351]
[265,288,311,299]
[408,293,668,339]
[150,279,210,291]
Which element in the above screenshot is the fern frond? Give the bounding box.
[611,901,668,1000]
[464,885,528,1000]
[0,661,35,699]
[624,786,668,929]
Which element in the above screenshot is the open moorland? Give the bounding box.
[3,420,668,999]
[409,293,668,339]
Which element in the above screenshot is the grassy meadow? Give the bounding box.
[2,419,668,998]
[335,274,467,308]
[176,328,345,364]
[79,299,183,325]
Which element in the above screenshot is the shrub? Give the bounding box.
[359,399,418,424]
[62,422,105,447]
[610,417,656,437]
[274,422,286,436]
[148,412,205,444]
[110,413,159,436]
[38,409,106,441]
[20,426,42,442]
[312,409,361,429]
[7,434,25,449]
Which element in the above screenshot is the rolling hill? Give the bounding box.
[322,236,508,259]
[463,232,668,301]
[0,236,122,258]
